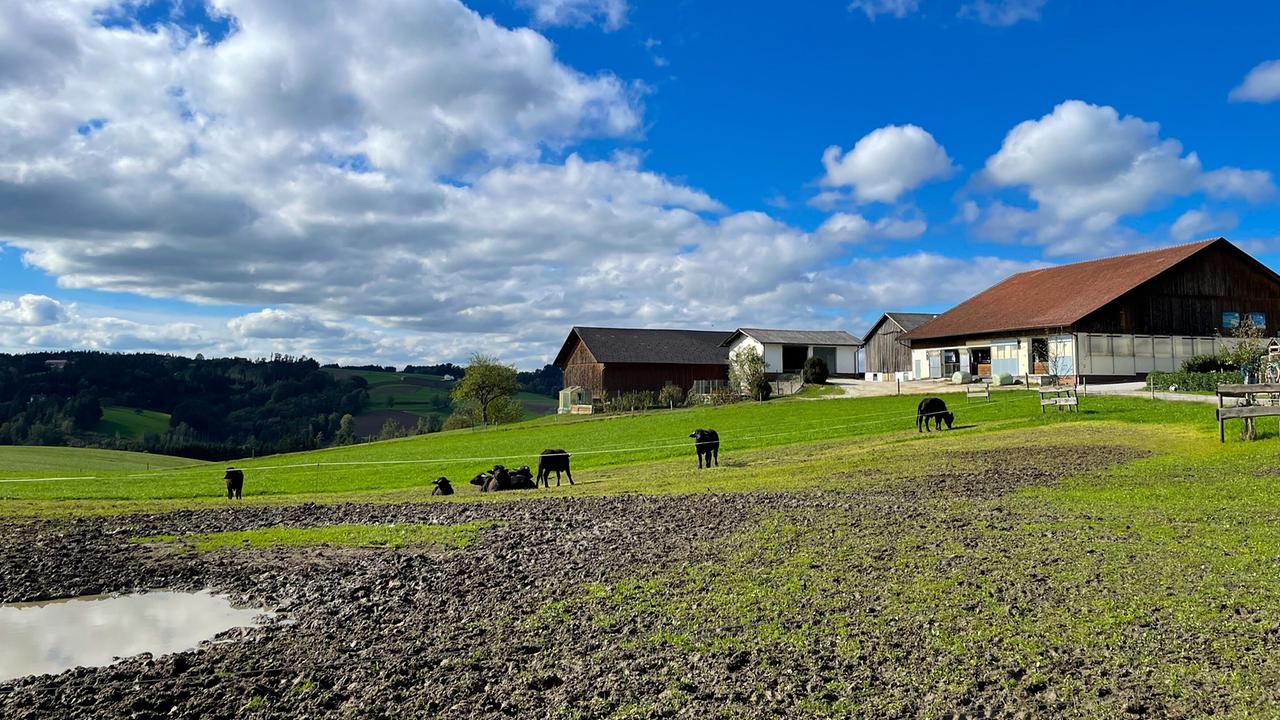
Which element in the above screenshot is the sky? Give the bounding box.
[1,0,1279,369]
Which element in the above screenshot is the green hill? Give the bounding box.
[323,367,556,431]
[0,446,205,477]
[93,406,172,440]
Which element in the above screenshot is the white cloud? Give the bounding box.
[0,294,68,326]
[971,100,1273,253]
[820,124,955,204]
[1170,208,1237,242]
[848,0,919,20]
[1229,60,1280,104]
[517,0,629,30]
[817,213,927,243]
[228,308,345,339]
[958,0,1046,26]
[1202,167,1276,202]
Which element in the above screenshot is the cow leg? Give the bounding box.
[227,486,232,500]
[917,416,922,432]
[697,453,703,469]
[713,448,718,467]
[556,470,561,487]
[566,468,573,485]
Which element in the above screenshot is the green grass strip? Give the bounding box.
[134,521,495,553]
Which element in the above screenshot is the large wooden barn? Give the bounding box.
[553,327,730,397]
[900,238,1280,382]
[861,312,937,378]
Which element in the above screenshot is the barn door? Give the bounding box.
[927,351,941,379]
[812,346,837,373]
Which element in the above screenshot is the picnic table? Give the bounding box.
[1216,383,1280,442]
[1039,385,1079,414]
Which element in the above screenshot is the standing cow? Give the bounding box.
[537,449,573,487]
[916,397,954,432]
[224,467,245,500]
[689,429,719,469]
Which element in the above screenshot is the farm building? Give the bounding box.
[861,312,937,379]
[553,327,731,397]
[720,329,861,376]
[900,238,1280,382]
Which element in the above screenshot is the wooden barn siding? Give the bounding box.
[601,363,728,394]
[561,336,605,397]
[1077,244,1280,336]
[864,324,912,373]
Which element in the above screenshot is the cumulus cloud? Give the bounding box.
[817,213,927,243]
[517,0,629,31]
[0,294,68,326]
[1170,208,1237,242]
[970,100,1273,253]
[958,0,1046,26]
[228,308,345,339]
[848,0,920,20]
[820,125,955,204]
[1229,60,1280,104]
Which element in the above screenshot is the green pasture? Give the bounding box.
[93,405,172,439]
[0,446,203,476]
[0,389,1233,515]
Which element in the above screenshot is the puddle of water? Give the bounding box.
[0,590,265,683]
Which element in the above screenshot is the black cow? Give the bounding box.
[689,429,719,469]
[510,465,537,490]
[537,449,573,487]
[431,477,454,496]
[916,397,954,432]
[224,467,244,500]
[482,465,511,493]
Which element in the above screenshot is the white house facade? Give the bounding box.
[721,328,862,376]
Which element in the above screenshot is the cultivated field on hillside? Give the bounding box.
[92,405,172,440]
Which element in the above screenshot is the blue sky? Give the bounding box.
[1,0,1278,367]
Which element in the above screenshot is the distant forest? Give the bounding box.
[0,353,562,461]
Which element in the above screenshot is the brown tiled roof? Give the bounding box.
[902,239,1225,342]
[553,327,732,367]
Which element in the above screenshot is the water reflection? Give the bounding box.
[0,591,265,682]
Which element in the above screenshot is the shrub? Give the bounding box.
[707,387,738,406]
[802,356,829,385]
[752,377,773,401]
[1147,370,1241,393]
[606,390,654,413]
[729,346,768,396]
[1181,354,1231,373]
[657,384,685,409]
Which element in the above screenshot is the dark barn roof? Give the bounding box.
[553,327,732,367]
[863,312,937,340]
[901,239,1261,342]
[720,328,862,347]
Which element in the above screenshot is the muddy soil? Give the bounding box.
[1,445,1149,718]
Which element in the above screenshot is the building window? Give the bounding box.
[1223,311,1240,330]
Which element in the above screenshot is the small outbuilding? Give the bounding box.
[720,328,862,376]
[861,312,937,379]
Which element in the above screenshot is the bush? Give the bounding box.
[752,377,773,401]
[1146,370,1241,393]
[1181,354,1233,373]
[707,387,738,406]
[606,390,654,413]
[802,356,829,385]
[657,384,685,409]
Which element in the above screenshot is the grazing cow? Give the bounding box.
[689,429,719,469]
[431,477,454,496]
[224,467,244,500]
[537,449,573,487]
[916,397,954,432]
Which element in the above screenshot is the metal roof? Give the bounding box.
[722,328,863,347]
[902,239,1240,342]
[553,327,732,367]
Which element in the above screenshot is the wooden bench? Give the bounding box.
[1216,383,1280,442]
[1039,386,1079,414]
[966,383,991,401]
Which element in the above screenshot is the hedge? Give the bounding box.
[1146,370,1241,393]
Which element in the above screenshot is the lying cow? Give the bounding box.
[431,477,454,496]
[224,467,244,500]
[476,465,537,492]
[689,429,719,469]
[537,449,573,488]
[916,397,954,432]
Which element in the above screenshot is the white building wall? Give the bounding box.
[836,346,857,374]
[1076,332,1238,377]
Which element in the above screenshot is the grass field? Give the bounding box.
[93,405,172,439]
[324,367,556,425]
[0,389,1239,514]
[0,446,203,476]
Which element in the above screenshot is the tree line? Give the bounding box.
[0,352,370,460]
